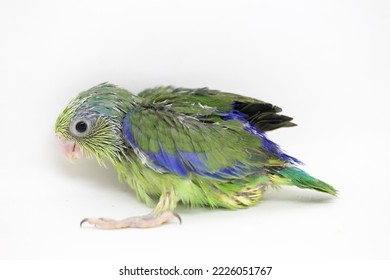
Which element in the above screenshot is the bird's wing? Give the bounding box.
[122,106,283,180]
[138,87,296,131]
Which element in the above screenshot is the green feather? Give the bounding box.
[269,167,337,196]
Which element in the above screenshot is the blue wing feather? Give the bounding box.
[122,109,300,179]
[222,109,302,165]
[122,110,256,179]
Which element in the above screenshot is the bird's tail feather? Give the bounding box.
[269,166,337,196]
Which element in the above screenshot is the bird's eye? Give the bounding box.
[70,118,91,137]
[75,121,88,133]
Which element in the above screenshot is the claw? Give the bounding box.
[172,212,182,224]
[80,218,88,228]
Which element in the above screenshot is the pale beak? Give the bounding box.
[56,134,84,162]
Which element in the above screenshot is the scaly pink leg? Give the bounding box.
[80,191,180,229]
[80,211,181,229]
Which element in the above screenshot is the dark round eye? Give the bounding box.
[75,121,88,133]
[70,118,92,137]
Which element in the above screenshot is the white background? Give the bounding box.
[0,0,389,269]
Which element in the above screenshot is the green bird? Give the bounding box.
[55,83,336,229]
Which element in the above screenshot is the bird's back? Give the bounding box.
[119,86,304,208]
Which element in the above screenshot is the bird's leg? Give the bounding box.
[80,191,180,229]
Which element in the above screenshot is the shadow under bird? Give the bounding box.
[55,83,337,229]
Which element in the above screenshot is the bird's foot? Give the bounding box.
[80,211,181,229]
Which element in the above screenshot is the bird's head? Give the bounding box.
[55,83,136,165]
